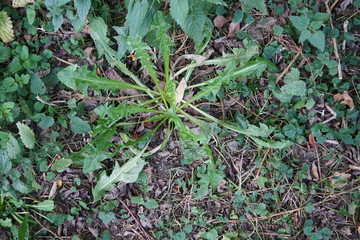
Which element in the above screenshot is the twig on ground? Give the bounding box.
[254,148,271,181]
[225,92,265,121]
[117,197,154,240]
[275,51,301,84]
[53,55,74,66]
[212,186,360,223]
[325,1,343,80]
[30,214,63,240]
[330,0,341,10]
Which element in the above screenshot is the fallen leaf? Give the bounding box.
[213,16,227,29]
[105,68,139,96]
[175,78,187,103]
[256,17,277,30]
[227,22,240,37]
[311,162,319,181]
[331,172,351,188]
[308,133,317,150]
[333,91,354,109]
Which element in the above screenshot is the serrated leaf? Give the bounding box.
[18,214,29,240]
[57,65,150,96]
[0,46,11,63]
[74,0,91,21]
[30,200,55,211]
[98,211,115,225]
[0,11,15,43]
[0,149,12,174]
[283,68,300,83]
[83,147,112,173]
[7,135,20,159]
[184,9,207,46]
[1,77,18,93]
[51,158,72,172]
[280,80,306,96]
[70,116,91,134]
[92,147,147,202]
[169,0,189,28]
[240,0,267,14]
[30,74,46,95]
[12,0,34,8]
[308,31,325,51]
[125,0,158,38]
[290,15,310,32]
[299,29,311,42]
[16,122,35,149]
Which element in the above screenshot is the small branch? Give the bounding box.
[254,148,271,180]
[275,51,301,84]
[53,55,74,66]
[325,1,343,80]
[30,214,63,240]
[118,197,154,240]
[225,93,265,121]
[213,186,360,223]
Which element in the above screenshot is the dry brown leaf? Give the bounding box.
[333,91,355,109]
[256,17,277,30]
[175,78,187,103]
[213,16,227,29]
[311,162,319,181]
[308,133,317,150]
[331,172,351,188]
[227,22,240,37]
[105,68,139,96]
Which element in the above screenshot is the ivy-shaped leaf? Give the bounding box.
[0,11,15,43]
[240,0,267,14]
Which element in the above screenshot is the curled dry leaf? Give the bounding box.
[175,78,187,103]
[213,16,227,29]
[333,91,355,109]
[227,22,240,37]
[311,162,320,181]
[308,133,317,150]
[331,172,351,188]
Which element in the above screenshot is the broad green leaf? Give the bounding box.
[18,214,29,240]
[308,31,325,51]
[299,29,311,42]
[92,147,147,202]
[7,135,20,159]
[16,122,35,149]
[74,0,91,21]
[12,0,34,8]
[184,8,207,46]
[70,116,91,134]
[0,149,12,174]
[0,218,12,227]
[0,46,11,63]
[26,5,36,24]
[30,200,55,211]
[0,11,15,43]
[57,65,151,96]
[257,176,267,189]
[1,77,18,93]
[283,68,300,83]
[98,211,115,225]
[290,15,310,32]
[313,12,330,22]
[82,146,112,173]
[89,18,152,93]
[52,14,64,32]
[169,0,189,28]
[240,0,267,14]
[30,74,46,95]
[280,80,306,96]
[143,199,159,209]
[13,180,31,194]
[51,158,72,172]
